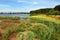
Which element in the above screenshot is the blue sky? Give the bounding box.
[0,0,60,12]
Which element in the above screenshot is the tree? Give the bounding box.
[54,5,60,11]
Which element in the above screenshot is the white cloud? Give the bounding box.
[32,2,38,5]
[16,0,39,5]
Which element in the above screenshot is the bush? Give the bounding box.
[47,10,60,15]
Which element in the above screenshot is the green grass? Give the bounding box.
[28,14,60,40]
[27,31,35,40]
[29,14,60,24]
[1,15,60,40]
[0,16,20,20]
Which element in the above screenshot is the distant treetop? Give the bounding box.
[54,5,60,11]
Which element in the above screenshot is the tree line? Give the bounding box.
[30,5,60,15]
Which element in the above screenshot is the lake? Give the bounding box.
[0,13,30,19]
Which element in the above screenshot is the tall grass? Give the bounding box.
[28,15,60,40]
[1,15,60,40]
[27,31,35,40]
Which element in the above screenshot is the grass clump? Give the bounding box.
[14,23,25,32]
[27,31,35,40]
[29,23,54,40]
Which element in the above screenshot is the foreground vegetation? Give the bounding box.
[0,14,60,40]
[29,15,60,40]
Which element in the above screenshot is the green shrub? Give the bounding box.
[47,10,60,15]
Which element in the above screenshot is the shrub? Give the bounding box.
[47,10,60,15]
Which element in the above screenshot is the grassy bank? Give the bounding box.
[29,14,60,40]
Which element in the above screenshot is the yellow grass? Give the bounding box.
[29,14,60,24]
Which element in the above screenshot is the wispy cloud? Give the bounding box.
[32,2,39,5]
[16,0,39,5]
[0,0,60,12]
[0,4,12,10]
[17,0,27,3]
[0,4,11,7]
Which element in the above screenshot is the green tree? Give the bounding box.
[47,10,60,15]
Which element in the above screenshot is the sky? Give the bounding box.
[0,0,60,12]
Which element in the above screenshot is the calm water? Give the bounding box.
[0,14,30,19]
